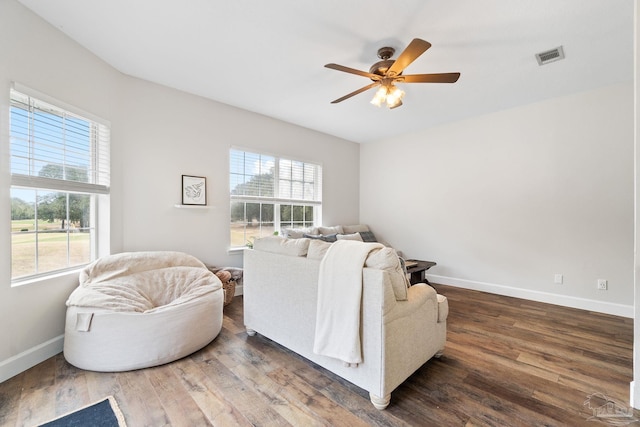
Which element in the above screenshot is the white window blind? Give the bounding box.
[10,88,110,193]
[230,150,275,199]
[278,158,321,202]
[230,149,322,204]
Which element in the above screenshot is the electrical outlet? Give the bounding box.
[554,274,563,284]
[597,279,608,290]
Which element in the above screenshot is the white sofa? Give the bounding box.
[243,235,448,409]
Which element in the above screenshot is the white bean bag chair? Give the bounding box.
[63,251,223,372]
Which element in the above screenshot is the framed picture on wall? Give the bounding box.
[182,175,207,205]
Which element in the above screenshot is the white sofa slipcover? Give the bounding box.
[244,237,448,409]
[64,251,223,372]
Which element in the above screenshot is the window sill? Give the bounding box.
[227,247,249,255]
[11,267,84,288]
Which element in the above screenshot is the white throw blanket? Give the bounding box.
[313,240,384,365]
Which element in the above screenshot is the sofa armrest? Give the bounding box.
[383,283,438,324]
[436,293,448,323]
[377,283,445,399]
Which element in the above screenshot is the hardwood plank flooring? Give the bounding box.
[1,284,637,426]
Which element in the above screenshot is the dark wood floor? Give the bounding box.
[0,284,637,426]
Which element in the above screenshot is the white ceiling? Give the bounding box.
[18,0,634,144]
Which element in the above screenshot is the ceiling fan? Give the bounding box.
[325,38,460,109]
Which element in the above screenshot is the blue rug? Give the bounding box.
[39,396,127,427]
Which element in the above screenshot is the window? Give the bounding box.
[229,149,322,248]
[10,86,110,282]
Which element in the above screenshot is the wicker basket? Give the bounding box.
[207,266,241,306]
[223,280,236,306]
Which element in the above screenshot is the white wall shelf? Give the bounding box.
[174,204,211,209]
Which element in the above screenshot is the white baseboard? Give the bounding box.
[0,335,64,383]
[427,274,633,318]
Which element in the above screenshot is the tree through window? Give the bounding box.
[229,149,322,248]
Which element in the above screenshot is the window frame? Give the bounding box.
[229,148,322,250]
[9,84,110,283]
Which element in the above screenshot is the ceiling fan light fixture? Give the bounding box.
[389,99,403,109]
[385,85,404,109]
[370,84,404,108]
[370,86,388,107]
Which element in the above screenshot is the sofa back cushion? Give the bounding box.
[365,247,409,301]
[307,239,333,260]
[253,236,311,256]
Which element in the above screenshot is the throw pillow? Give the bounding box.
[304,233,338,242]
[336,232,363,242]
[318,225,344,235]
[358,231,377,242]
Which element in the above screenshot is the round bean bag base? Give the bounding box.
[64,288,223,372]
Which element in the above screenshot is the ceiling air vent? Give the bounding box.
[535,46,565,66]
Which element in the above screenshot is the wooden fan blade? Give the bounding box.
[400,72,461,83]
[325,63,381,80]
[330,82,380,104]
[387,38,432,76]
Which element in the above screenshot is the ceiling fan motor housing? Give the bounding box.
[369,46,396,77]
[369,59,395,77]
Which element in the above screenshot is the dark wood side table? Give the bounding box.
[405,259,437,285]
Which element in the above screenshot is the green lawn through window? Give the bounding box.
[11,220,91,279]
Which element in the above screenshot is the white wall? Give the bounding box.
[116,76,359,268]
[361,83,634,316]
[0,0,360,382]
[0,0,122,382]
